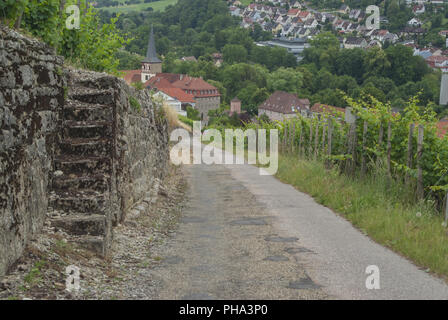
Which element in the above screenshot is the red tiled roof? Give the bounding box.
[437,119,448,138]
[122,71,220,99]
[258,91,310,114]
[172,76,220,98]
[145,76,173,89]
[425,55,448,68]
[298,11,310,18]
[311,103,345,116]
[121,69,141,85]
[158,87,196,104]
[145,73,220,98]
[287,8,300,16]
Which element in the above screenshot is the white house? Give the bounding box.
[153,91,187,116]
[408,18,422,27]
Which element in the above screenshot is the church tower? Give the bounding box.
[141,25,162,83]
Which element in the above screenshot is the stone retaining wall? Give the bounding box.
[0,25,65,276]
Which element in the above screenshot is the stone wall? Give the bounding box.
[195,96,220,125]
[258,109,296,122]
[0,25,170,275]
[0,26,65,276]
[114,78,170,222]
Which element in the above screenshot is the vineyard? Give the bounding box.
[242,95,448,215]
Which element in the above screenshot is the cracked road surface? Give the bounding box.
[150,154,448,299]
[151,163,329,299]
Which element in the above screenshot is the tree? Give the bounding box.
[363,46,391,79]
[222,44,248,64]
[187,106,200,120]
[267,68,303,94]
[308,32,340,50]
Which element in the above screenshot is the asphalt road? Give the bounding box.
[151,163,330,299]
[150,141,448,299]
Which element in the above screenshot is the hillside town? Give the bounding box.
[230,0,448,70]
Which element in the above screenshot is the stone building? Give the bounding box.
[230,97,242,115]
[258,91,310,121]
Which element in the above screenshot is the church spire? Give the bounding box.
[143,24,161,63]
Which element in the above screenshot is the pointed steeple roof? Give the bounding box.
[143,25,162,63]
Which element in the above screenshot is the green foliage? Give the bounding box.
[178,114,194,127]
[63,8,131,74]
[115,49,144,70]
[222,44,248,64]
[301,37,438,112]
[24,260,46,286]
[264,93,448,205]
[131,81,144,90]
[2,0,130,74]
[186,106,200,120]
[129,95,141,111]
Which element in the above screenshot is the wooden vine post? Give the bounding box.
[351,121,358,176]
[321,122,326,156]
[378,122,384,147]
[283,122,288,153]
[445,193,448,227]
[327,118,333,168]
[345,121,357,176]
[298,121,303,157]
[386,121,392,177]
[314,120,319,160]
[416,124,424,200]
[405,123,414,186]
[309,120,313,157]
[361,121,368,177]
[290,120,295,153]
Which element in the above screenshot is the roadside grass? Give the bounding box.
[276,154,448,279]
[101,0,177,13]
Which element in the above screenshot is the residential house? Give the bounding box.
[339,4,350,15]
[400,27,426,37]
[349,9,362,20]
[384,33,399,44]
[413,4,425,15]
[414,48,433,60]
[153,87,196,116]
[287,8,300,17]
[291,1,301,8]
[304,19,318,29]
[426,55,448,71]
[147,74,221,124]
[344,37,367,49]
[258,91,310,121]
[298,11,312,21]
[408,18,422,27]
